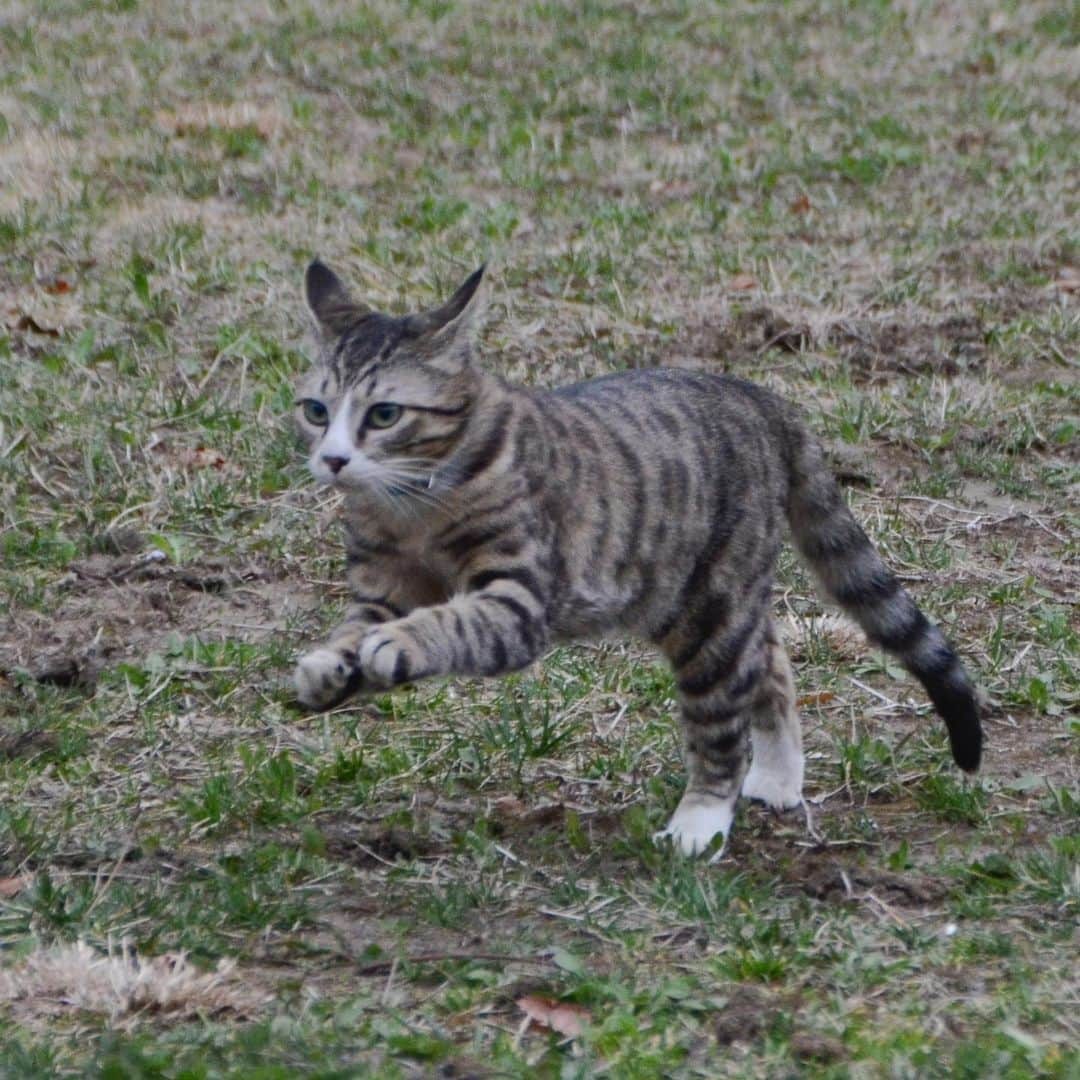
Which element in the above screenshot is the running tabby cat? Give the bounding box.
[292,260,982,858]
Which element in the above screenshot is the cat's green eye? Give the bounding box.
[300,399,329,426]
[366,402,403,429]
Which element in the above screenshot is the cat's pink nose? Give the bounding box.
[322,454,349,474]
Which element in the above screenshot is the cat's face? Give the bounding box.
[295,342,475,492]
[296,261,484,500]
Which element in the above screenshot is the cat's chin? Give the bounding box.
[325,475,366,490]
[309,470,370,492]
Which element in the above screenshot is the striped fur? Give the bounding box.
[292,262,982,857]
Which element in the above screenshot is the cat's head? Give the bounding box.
[295,260,485,497]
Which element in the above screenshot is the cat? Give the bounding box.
[291,260,982,859]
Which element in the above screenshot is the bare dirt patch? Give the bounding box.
[0,551,317,690]
[320,820,447,866]
[790,860,948,906]
[667,304,991,379]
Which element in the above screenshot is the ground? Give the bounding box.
[0,1,1077,1076]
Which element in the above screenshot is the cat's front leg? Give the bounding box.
[294,598,407,710]
[355,622,430,688]
[294,643,365,710]
[295,519,444,710]
[355,577,550,689]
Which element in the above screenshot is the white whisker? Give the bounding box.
[348,453,463,518]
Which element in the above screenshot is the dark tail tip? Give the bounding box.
[950,722,982,773]
[926,679,983,772]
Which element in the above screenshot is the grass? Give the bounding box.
[1,0,1078,1075]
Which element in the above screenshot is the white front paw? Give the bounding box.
[654,795,736,863]
[294,646,357,710]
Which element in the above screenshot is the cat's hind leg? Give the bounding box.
[655,606,767,860]
[741,620,804,810]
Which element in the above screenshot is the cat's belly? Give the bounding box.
[548,582,640,641]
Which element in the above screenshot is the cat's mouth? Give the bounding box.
[322,467,447,512]
[308,447,449,512]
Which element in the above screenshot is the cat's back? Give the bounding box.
[550,366,780,418]
[539,366,791,460]
[515,367,795,638]
[550,366,734,404]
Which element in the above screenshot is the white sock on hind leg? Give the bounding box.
[741,726,804,809]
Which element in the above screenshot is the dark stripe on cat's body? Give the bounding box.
[489,636,509,673]
[676,603,767,695]
[660,457,690,504]
[485,592,541,642]
[652,429,743,646]
[403,427,468,452]
[433,491,524,542]
[564,398,625,575]
[347,594,405,620]
[701,728,744,758]
[455,403,512,482]
[451,611,477,669]
[345,533,398,558]
[348,605,392,624]
[510,412,542,471]
[876,608,930,655]
[392,650,411,683]
[602,425,648,584]
[443,528,504,562]
[380,419,423,447]
[467,566,546,605]
[670,593,731,673]
[799,522,866,562]
[654,407,681,437]
[832,567,902,609]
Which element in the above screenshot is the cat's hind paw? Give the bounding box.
[742,736,804,810]
[294,646,362,710]
[654,793,736,863]
[741,764,803,810]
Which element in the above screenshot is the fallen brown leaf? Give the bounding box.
[729,273,758,291]
[789,194,812,214]
[151,444,229,470]
[517,994,590,1038]
[0,875,32,898]
[40,277,73,295]
[184,446,228,470]
[796,691,836,707]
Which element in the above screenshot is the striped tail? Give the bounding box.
[783,421,982,771]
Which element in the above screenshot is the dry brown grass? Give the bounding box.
[1,941,270,1027]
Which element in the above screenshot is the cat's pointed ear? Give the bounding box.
[305,259,370,337]
[405,265,485,341]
